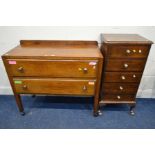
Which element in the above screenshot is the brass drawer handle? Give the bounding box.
[133,49,136,53]
[83,85,87,91]
[126,49,131,53]
[121,75,126,80]
[119,86,123,90]
[22,85,27,90]
[18,67,24,72]
[117,95,121,99]
[124,63,128,68]
[139,50,142,53]
[133,74,136,78]
[83,68,88,73]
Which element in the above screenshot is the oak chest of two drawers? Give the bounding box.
[2,40,103,116]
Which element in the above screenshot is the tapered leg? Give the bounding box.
[14,94,25,115]
[129,104,136,116]
[93,97,102,117]
[93,99,99,117]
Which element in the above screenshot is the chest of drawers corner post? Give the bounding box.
[2,40,103,116]
[100,34,153,115]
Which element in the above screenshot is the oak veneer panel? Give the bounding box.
[7,59,98,78]
[13,78,96,95]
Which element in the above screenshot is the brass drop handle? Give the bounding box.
[133,49,136,53]
[126,49,131,53]
[121,76,126,80]
[133,74,136,78]
[83,85,87,91]
[18,67,24,72]
[83,68,88,73]
[139,50,142,53]
[117,95,121,99]
[124,63,128,68]
[22,85,27,90]
[119,86,123,90]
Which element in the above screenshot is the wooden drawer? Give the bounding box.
[101,94,135,102]
[7,59,98,77]
[104,72,142,83]
[108,45,150,58]
[106,59,146,72]
[102,83,139,95]
[13,78,96,95]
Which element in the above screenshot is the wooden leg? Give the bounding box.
[14,94,25,115]
[93,96,102,117]
[93,97,99,117]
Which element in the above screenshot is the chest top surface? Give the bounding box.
[2,40,102,60]
[101,34,153,44]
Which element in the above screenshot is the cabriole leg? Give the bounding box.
[129,104,136,116]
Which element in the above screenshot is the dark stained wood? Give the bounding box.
[104,72,142,83]
[106,59,146,72]
[102,83,139,94]
[2,40,103,115]
[108,44,150,58]
[100,94,136,104]
[100,34,153,108]
[101,34,153,44]
[13,78,96,95]
[7,59,98,78]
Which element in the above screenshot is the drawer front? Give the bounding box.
[7,59,98,77]
[102,83,139,95]
[102,94,135,102]
[104,72,142,83]
[108,45,150,58]
[106,59,146,72]
[13,78,96,95]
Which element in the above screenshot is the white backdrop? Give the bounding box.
[0,26,155,97]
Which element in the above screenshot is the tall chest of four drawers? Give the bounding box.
[100,34,153,115]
